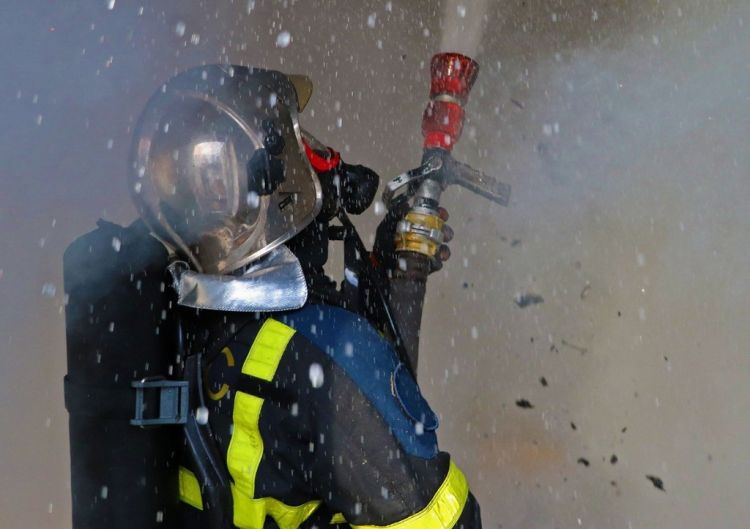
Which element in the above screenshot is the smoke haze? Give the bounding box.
[2,1,750,528]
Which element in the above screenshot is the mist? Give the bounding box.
[2,1,750,528]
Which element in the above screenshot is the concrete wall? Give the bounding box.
[1,1,748,527]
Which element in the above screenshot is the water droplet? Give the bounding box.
[457,5,466,17]
[107,0,115,10]
[276,30,291,48]
[195,406,209,425]
[190,33,200,45]
[367,13,377,28]
[175,21,186,37]
[246,191,260,208]
[308,363,324,388]
[100,485,109,499]
[41,283,56,297]
[112,237,122,252]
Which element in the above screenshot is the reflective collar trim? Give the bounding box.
[170,245,308,312]
[351,461,469,529]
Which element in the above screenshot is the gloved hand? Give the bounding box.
[373,200,453,274]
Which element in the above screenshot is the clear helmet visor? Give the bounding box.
[130,65,322,274]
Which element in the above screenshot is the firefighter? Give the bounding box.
[128,64,482,529]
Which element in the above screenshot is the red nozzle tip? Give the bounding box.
[430,52,479,103]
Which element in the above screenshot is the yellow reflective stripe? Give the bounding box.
[228,391,265,501]
[228,318,318,529]
[242,318,296,381]
[178,466,204,511]
[232,485,320,529]
[330,513,347,524]
[352,461,469,529]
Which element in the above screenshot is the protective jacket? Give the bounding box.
[177,303,481,529]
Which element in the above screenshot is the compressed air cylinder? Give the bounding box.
[64,219,180,529]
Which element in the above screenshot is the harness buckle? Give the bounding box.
[130,377,189,427]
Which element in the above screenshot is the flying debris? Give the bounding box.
[646,475,666,492]
[515,399,534,409]
[514,292,544,308]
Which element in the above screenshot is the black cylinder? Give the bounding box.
[63,219,180,529]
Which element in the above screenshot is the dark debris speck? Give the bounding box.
[570,422,577,431]
[515,399,534,409]
[646,475,665,492]
[514,293,544,308]
[577,457,590,467]
[561,339,588,355]
[610,454,618,465]
[540,376,548,387]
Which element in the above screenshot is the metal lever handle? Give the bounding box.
[382,153,510,209]
[446,158,511,207]
[382,156,443,208]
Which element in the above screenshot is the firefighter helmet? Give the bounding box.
[129,64,322,274]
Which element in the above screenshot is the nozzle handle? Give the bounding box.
[448,158,511,207]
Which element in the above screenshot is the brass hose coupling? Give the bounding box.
[394,206,445,257]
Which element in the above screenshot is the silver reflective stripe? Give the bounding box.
[171,245,308,312]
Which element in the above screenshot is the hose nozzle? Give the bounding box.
[422,52,479,151]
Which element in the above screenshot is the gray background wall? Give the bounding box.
[1,1,749,528]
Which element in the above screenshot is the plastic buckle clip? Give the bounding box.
[130,377,189,427]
